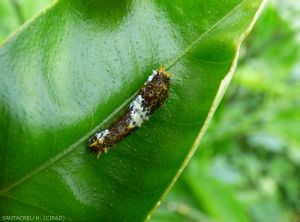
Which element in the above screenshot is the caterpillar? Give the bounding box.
[89,65,172,157]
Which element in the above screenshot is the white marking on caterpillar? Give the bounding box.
[89,65,172,157]
[95,129,110,142]
[147,70,157,82]
[129,95,149,128]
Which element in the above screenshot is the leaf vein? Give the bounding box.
[0,0,248,195]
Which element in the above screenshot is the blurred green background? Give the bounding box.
[0,0,299,222]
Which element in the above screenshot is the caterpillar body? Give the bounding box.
[89,66,172,157]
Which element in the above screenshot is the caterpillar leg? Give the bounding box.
[96,147,108,159]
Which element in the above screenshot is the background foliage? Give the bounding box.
[152,0,300,221]
[0,0,52,43]
[0,0,298,221]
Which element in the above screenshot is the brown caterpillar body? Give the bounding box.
[89,66,172,157]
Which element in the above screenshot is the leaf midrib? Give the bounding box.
[0,0,247,196]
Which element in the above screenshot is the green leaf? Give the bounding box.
[0,0,266,221]
[183,168,250,222]
[0,0,53,43]
[0,1,20,43]
[151,156,250,222]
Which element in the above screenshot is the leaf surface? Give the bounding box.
[0,0,266,221]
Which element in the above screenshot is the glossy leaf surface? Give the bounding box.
[0,0,266,221]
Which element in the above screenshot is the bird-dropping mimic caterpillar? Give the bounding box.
[89,65,172,157]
